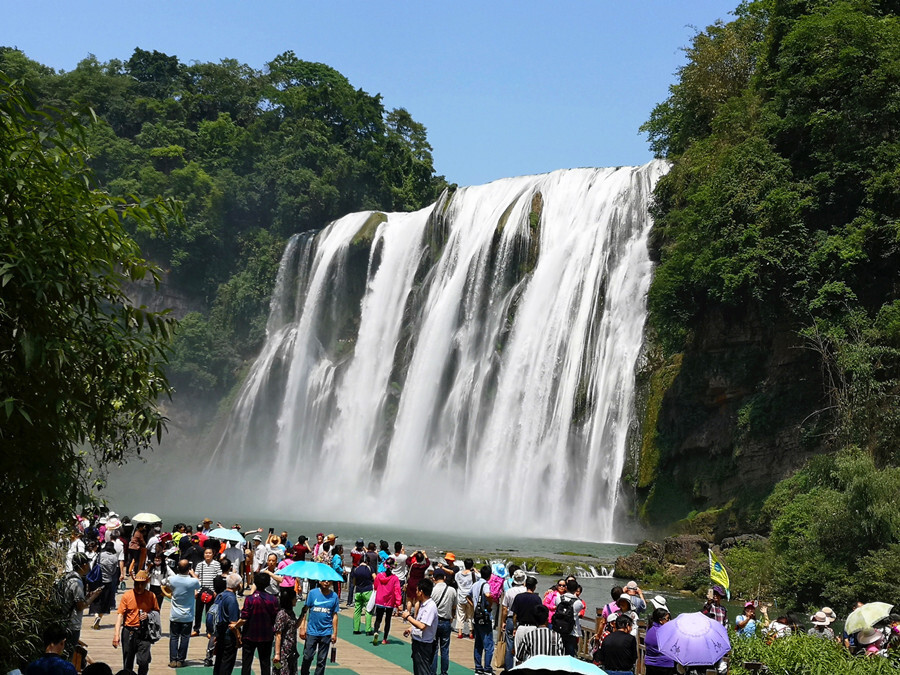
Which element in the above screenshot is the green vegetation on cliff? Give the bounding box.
[637,0,900,609]
[0,47,446,408]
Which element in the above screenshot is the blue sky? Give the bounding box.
[4,1,738,186]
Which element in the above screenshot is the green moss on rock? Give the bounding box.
[638,353,683,488]
[351,211,388,248]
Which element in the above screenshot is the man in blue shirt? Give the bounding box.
[299,579,340,675]
[212,575,241,675]
[162,559,202,667]
[26,625,76,675]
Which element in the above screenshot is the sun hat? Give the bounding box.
[134,570,150,582]
[712,585,726,597]
[625,580,639,590]
[326,533,336,542]
[492,563,508,578]
[650,595,669,610]
[202,518,212,524]
[106,517,122,530]
[811,611,830,626]
[821,607,837,623]
[252,534,262,541]
[98,516,108,525]
[512,569,527,585]
[857,627,882,645]
[444,552,456,562]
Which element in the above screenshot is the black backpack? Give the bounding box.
[552,596,576,635]
[473,584,492,629]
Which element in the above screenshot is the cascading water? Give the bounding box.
[211,161,667,541]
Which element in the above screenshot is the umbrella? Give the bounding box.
[207,527,245,543]
[511,655,607,674]
[132,512,161,524]
[277,560,343,582]
[845,602,893,634]
[656,612,730,667]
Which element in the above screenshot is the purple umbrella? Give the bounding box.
[656,612,731,667]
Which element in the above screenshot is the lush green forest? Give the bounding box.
[639,0,900,610]
[0,46,446,406]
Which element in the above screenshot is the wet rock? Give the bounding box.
[633,540,664,562]
[720,534,768,549]
[663,535,708,564]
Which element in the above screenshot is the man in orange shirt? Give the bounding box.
[113,569,159,675]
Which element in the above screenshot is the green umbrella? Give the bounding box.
[844,602,893,634]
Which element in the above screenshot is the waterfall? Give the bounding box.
[211,161,667,541]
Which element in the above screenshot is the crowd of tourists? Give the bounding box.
[28,511,900,675]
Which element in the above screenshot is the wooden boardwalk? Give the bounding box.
[80,587,482,675]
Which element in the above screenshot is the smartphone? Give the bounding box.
[269,527,275,535]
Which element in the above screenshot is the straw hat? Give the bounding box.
[650,595,669,611]
[857,627,882,645]
[820,607,837,623]
[811,611,830,626]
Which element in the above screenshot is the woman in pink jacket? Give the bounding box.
[371,557,402,645]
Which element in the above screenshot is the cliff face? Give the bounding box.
[632,302,829,535]
[124,270,206,319]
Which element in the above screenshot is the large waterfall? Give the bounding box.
[212,161,667,541]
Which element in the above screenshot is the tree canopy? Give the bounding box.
[0,47,446,404]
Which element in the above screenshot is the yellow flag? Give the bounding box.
[709,549,730,599]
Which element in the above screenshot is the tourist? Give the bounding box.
[372,557,402,645]
[63,552,103,656]
[515,604,562,665]
[26,624,76,675]
[162,559,201,668]
[240,572,279,675]
[500,569,528,670]
[112,570,158,675]
[351,551,375,635]
[146,527,162,559]
[266,535,286,563]
[91,541,121,630]
[542,579,565,625]
[347,539,366,605]
[455,558,477,639]
[220,558,243,595]
[470,565,495,675]
[261,553,285,595]
[701,586,728,626]
[364,541,379,570]
[429,569,457,675]
[65,531,86,573]
[314,540,332,565]
[488,564,507,629]
[644,607,675,675]
[401,578,438,675]
[604,596,638,639]
[623,580,647,616]
[405,550,431,611]
[857,627,885,656]
[807,611,835,640]
[510,576,542,628]
[377,540,390,573]
[393,542,409,608]
[552,578,585,657]
[736,602,757,638]
[291,535,312,562]
[211,575,241,675]
[766,615,794,640]
[434,553,458,590]
[222,538,245,580]
[252,535,267,573]
[331,545,344,598]
[193,547,222,636]
[147,552,171,608]
[598,615,638,675]
[184,535,206,570]
[280,531,293,550]
[311,534,325,560]
[201,519,213,535]
[273,588,300,675]
[298,578,340,675]
[127,523,148,577]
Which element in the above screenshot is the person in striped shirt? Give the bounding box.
[514,605,563,665]
[193,547,222,636]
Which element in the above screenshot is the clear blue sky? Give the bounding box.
[4,1,737,186]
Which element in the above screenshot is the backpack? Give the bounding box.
[146,610,163,643]
[51,572,80,617]
[85,559,103,586]
[206,596,224,635]
[473,583,492,629]
[551,596,576,635]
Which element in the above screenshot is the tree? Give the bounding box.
[0,76,177,669]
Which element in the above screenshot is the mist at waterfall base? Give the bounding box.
[105,161,667,547]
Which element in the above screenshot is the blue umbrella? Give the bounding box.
[207,528,245,543]
[277,560,343,582]
[511,655,606,674]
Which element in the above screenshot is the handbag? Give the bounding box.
[365,592,376,613]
